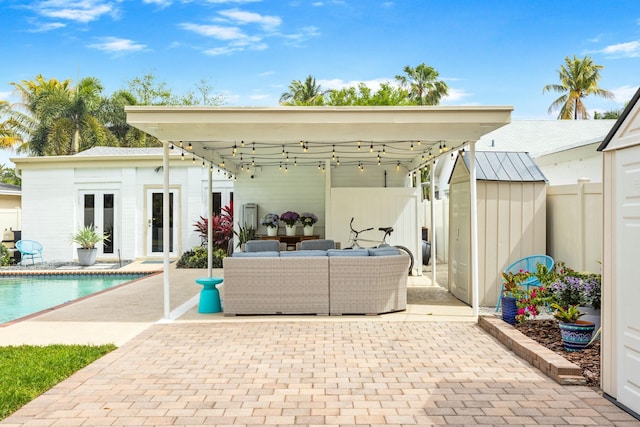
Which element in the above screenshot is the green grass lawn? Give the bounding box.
[0,344,116,420]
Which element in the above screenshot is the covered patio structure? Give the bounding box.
[125,106,512,319]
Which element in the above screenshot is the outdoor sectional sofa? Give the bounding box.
[222,245,410,316]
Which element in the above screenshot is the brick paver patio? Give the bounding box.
[3,320,639,427]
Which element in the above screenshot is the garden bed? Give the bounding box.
[515,319,600,387]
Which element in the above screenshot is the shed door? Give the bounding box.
[449,182,470,304]
[616,145,640,414]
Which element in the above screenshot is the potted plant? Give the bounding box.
[280,211,300,236]
[261,213,279,236]
[500,269,530,325]
[71,225,109,266]
[551,303,595,352]
[233,223,256,251]
[300,212,318,236]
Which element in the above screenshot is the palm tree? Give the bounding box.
[10,75,114,155]
[0,100,20,149]
[543,55,614,120]
[279,75,326,106]
[395,63,449,105]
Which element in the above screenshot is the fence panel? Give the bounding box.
[547,179,602,273]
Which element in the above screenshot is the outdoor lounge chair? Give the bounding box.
[16,239,44,265]
[495,254,554,311]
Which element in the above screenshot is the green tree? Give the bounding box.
[543,55,614,120]
[395,63,449,105]
[0,163,21,186]
[279,75,326,106]
[325,82,411,106]
[125,72,174,105]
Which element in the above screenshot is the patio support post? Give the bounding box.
[469,141,479,316]
[325,160,331,237]
[162,142,171,320]
[207,166,213,277]
[430,159,436,287]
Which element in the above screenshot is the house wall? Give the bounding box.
[535,144,603,185]
[19,162,231,262]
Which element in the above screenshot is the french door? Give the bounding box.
[146,189,178,256]
[80,191,116,257]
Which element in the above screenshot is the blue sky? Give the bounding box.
[1,0,639,163]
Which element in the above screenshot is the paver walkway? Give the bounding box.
[3,320,639,427]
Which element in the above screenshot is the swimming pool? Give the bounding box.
[0,273,147,324]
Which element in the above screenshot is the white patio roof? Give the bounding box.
[125,106,513,172]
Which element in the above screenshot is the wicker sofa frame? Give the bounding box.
[222,252,410,316]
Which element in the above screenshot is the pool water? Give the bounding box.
[0,274,146,324]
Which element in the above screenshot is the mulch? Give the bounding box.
[515,319,600,387]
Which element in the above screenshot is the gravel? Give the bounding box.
[515,319,600,387]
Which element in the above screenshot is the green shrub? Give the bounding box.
[0,245,12,266]
[176,246,226,268]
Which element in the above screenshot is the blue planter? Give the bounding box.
[558,321,595,352]
[501,296,518,325]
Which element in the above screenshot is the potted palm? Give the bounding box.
[551,303,595,352]
[500,270,530,325]
[72,225,109,266]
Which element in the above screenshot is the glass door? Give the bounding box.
[146,189,177,256]
[80,191,116,256]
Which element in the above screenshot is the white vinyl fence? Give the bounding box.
[422,178,602,274]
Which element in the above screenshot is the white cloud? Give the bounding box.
[31,0,118,23]
[598,40,640,58]
[87,37,147,54]
[218,8,281,31]
[258,70,275,77]
[205,0,262,3]
[180,23,246,40]
[283,26,320,45]
[610,85,640,103]
[249,94,270,100]
[442,87,471,103]
[29,21,66,32]
[143,0,172,7]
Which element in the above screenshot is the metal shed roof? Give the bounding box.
[455,151,547,182]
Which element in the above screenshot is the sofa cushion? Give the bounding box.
[368,246,401,256]
[232,251,280,257]
[299,239,336,251]
[280,250,328,257]
[327,249,369,257]
[245,240,280,252]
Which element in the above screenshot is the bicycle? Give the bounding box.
[344,217,415,275]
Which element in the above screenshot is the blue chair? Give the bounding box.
[495,254,554,312]
[16,240,44,265]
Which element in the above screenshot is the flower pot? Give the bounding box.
[285,225,296,236]
[578,306,601,338]
[558,320,595,352]
[267,227,277,237]
[303,225,314,236]
[501,295,518,325]
[77,248,97,266]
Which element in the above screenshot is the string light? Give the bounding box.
[251,158,255,166]
[241,140,245,147]
[322,164,325,173]
[357,141,361,151]
[382,144,386,155]
[192,155,196,164]
[179,141,183,149]
[279,163,283,171]
[202,160,205,168]
[232,143,237,156]
[332,145,335,159]
[169,143,174,150]
[410,142,414,151]
[210,163,213,172]
[369,143,374,153]
[336,157,340,166]
[303,143,308,153]
[417,140,421,146]
[294,157,298,166]
[285,164,288,172]
[281,145,285,156]
[286,152,289,162]
[318,162,321,170]
[252,142,255,154]
[377,151,381,165]
[396,161,401,171]
[300,140,304,146]
[220,160,225,168]
[181,152,185,160]
[188,142,192,151]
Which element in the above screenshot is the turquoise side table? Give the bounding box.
[195,277,223,313]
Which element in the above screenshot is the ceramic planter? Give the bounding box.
[558,320,595,352]
[267,227,277,237]
[285,225,296,236]
[77,248,97,266]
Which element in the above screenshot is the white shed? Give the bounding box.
[448,151,547,306]
[598,87,640,418]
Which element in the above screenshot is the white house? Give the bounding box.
[598,87,640,418]
[12,147,233,263]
